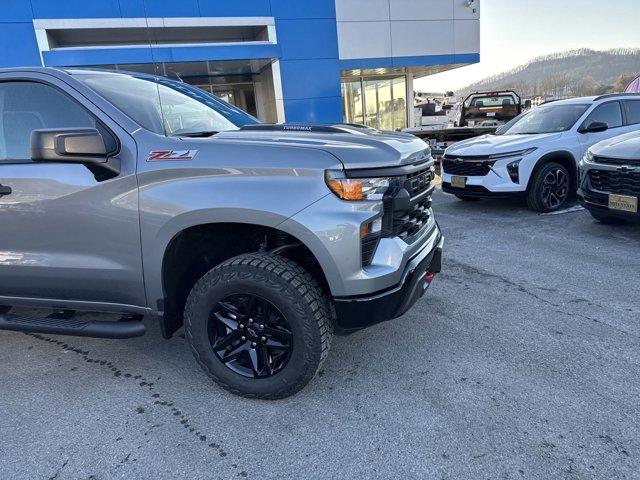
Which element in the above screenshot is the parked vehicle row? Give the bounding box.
[440,93,640,216]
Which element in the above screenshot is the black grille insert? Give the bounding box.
[442,156,495,176]
[593,156,640,166]
[589,170,640,196]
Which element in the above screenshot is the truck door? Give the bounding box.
[0,74,146,308]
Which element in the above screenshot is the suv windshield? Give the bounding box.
[502,103,589,135]
[78,73,259,136]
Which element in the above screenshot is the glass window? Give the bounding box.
[582,102,623,129]
[79,73,258,136]
[502,104,590,135]
[623,100,640,125]
[341,79,364,125]
[0,82,98,161]
[342,76,407,130]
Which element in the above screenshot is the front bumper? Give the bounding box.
[577,163,640,220]
[333,233,443,334]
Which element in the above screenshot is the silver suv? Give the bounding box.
[0,68,443,399]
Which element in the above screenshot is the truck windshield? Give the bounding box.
[501,104,590,135]
[78,73,259,136]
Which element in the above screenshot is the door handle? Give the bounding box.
[0,184,12,196]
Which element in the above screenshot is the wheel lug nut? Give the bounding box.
[259,324,264,329]
[249,319,253,323]
[239,324,244,329]
[252,342,257,347]
[261,337,267,342]
[241,336,246,341]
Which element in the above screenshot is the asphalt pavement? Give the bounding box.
[2,191,639,480]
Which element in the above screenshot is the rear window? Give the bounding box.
[465,95,518,108]
[623,100,640,125]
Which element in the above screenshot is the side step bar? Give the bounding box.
[0,311,146,339]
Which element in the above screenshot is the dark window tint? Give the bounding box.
[0,82,97,161]
[582,102,623,130]
[623,100,640,125]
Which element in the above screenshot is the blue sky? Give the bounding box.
[415,0,640,92]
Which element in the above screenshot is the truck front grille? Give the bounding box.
[442,156,495,176]
[589,170,640,196]
[392,195,433,243]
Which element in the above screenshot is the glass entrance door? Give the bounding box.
[342,75,407,130]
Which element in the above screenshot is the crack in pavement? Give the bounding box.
[444,258,640,341]
[26,333,251,478]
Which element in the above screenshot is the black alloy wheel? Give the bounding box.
[541,167,569,210]
[210,294,293,379]
[527,162,572,212]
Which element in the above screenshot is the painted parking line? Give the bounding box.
[540,205,585,216]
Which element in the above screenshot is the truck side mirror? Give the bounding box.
[524,100,532,109]
[579,121,608,134]
[31,128,120,180]
[31,128,107,163]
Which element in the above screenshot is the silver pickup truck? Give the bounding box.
[0,68,443,399]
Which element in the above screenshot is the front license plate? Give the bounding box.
[609,194,638,213]
[451,176,467,189]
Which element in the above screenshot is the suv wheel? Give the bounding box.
[184,253,333,399]
[527,162,570,212]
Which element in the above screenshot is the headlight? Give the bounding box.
[325,170,392,201]
[584,150,594,163]
[488,147,537,160]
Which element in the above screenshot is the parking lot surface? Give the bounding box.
[2,191,639,480]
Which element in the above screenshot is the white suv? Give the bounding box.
[441,94,640,212]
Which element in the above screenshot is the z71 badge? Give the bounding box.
[147,150,198,161]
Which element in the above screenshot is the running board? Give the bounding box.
[0,311,145,339]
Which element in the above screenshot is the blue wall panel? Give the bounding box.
[0,23,42,67]
[269,0,335,19]
[284,96,343,124]
[30,0,122,18]
[279,59,341,101]
[0,1,34,22]
[276,19,338,60]
[198,0,271,17]
[141,0,200,17]
[117,0,147,17]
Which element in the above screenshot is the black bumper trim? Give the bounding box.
[333,237,443,334]
[577,192,640,220]
[442,182,521,199]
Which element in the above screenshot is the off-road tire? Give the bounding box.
[526,162,570,213]
[184,253,333,399]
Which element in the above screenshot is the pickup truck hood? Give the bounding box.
[216,124,431,170]
[590,130,640,159]
[447,132,563,156]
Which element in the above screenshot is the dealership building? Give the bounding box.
[0,0,480,129]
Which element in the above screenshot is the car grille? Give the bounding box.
[589,170,640,196]
[593,156,640,166]
[405,167,434,197]
[392,195,433,243]
[442,156,495,176]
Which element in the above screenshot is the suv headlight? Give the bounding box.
[325,170,392,201]
[583,150,594,163]
[488,147,538,160]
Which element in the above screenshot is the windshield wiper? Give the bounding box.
[171,130,219,138]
